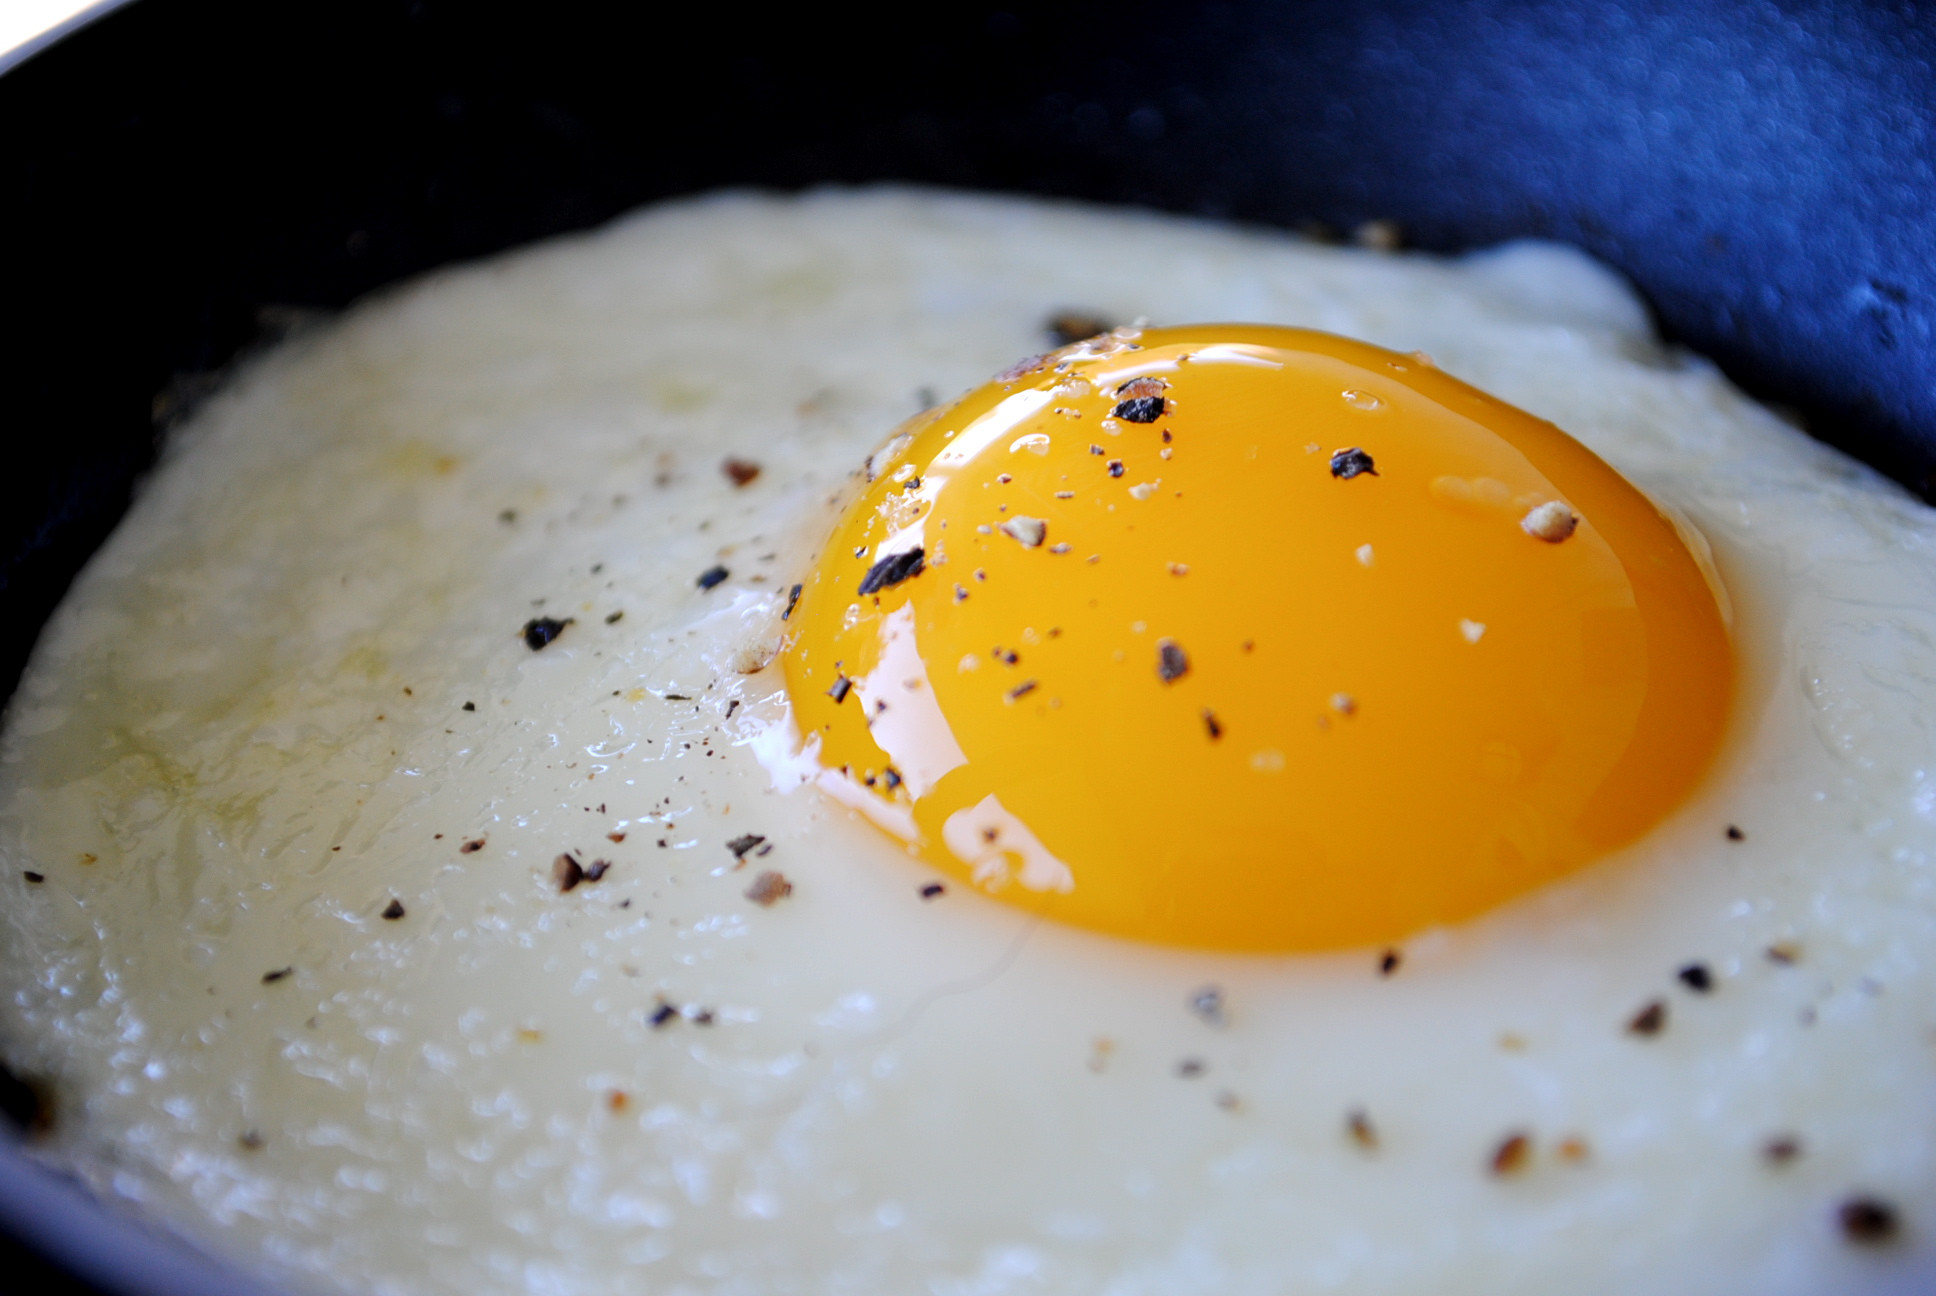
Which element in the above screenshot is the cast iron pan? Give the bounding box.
[3,1,1934,1292]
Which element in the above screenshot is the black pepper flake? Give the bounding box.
[745,870,793,907]
[1047,311,1113,346]
[1355,218,1403,250]
[381,899,405,921]
[604,610,624,625]
[994,353,1050,383]
[1378,948,1401,977]
[1490,1131,1532,1176]
[857,547,925,596]
[459,837,486,853]
[1202,708,1222,740]
[920,882,946,900]
[1764,1134,1803,1164]
[0,1063,49,1135]
[726,834,767,862]
[882,767,903,791]
[902,476,922,492]
[1677,962,1713,993]
[1329,447,1378,479]
[1626,998,1668,1036]
[553,853,585,892]
[1006,680,1038,702]
[1176,1057,1206,1078]
[696,565,730,591]
[522,616,573,651]
[1107,460,1125,478]
[828,676,853,704]
[1156,639,1189,683]
[1726,824,1746,841]
[722,457,762,487]
[584,859,611,883]
[993,647,1020,666]
[1188,985,1227,1027]
[262,967,293,985]
[783,583,804,620]
[21,871,43,884]
[1839,1196,1901,1245]
[649,1001,678,1029]
[462,701,476,711]
[1089,444,1105,455]
[1347,1108,1379,1151]
[1112,395,1166,423]
[237,1130,264,1151]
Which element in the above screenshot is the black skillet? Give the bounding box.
[3,2,1933,1292]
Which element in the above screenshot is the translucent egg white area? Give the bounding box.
[1,188,1933,1296]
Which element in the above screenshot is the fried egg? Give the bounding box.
[0,187,1932,1296]
[783,323,1732,951]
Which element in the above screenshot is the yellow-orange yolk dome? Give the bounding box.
[782,325,1733,952]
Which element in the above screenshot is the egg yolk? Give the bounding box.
[781,325,1732,952]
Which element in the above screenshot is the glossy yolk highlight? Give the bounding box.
[781,325,1732,952]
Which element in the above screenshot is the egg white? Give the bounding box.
[0,187,1933,1296]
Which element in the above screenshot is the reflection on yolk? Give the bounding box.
[781,325,1733,952]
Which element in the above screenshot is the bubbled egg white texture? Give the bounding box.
[0,188,1933,1296]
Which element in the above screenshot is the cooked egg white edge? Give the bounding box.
[0,188,1930,1296]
